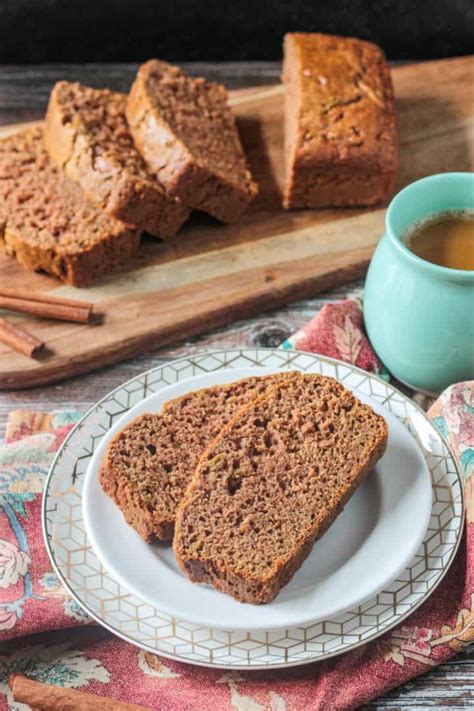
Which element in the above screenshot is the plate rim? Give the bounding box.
[41,348,465,670]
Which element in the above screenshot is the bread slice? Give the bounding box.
[174,374,388,604]
[100,374,292,541]
[44,81,189,239]
[0,127,139,286]
[126,60,258,222]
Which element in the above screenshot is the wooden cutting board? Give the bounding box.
[0,56,472,389]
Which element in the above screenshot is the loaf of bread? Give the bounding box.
[44,81,189,239]
[126,60,258,222]
[100,374,292,541]
[283,33,398,209]
[0,127,139,286]
[174,374,388,604]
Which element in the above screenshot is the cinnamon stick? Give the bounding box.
[0,317,44,357]
[9,674,149,711]
[0,288,92,323]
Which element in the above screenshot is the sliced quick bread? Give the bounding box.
[174,374,388,604]
[0,127,139,286]
[100,373,293,541]
[126,60,258,222]
[45,81,189,239]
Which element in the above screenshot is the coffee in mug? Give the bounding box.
[403,209,474,271]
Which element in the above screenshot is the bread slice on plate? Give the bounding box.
[45,81,189,239]
[174,374,388,604]
[126,60,258,222]
[100,374,292,542]
[0,127,139,286]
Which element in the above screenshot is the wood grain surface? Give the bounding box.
[1,56,472,390]
[0,61,472,708]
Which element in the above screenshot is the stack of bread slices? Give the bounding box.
[100,372,388,604]
[0,60,258,286]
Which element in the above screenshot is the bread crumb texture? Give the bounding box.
[127,60,258,222]
[45,81,189,238]
[0,127,139,285]
[174,373,388,603]
[100,374,293,541]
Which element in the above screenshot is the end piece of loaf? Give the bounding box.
[174,374,388,604]
[44,81,189,239]
[126,60,258,222]
[0,127,139,286]
[100,374,293,541]
[283,33,398,209]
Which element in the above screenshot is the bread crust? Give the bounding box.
[99,458,173,542]
[44,82,189,239]
[126,60,258,222]
[283,33,399,209]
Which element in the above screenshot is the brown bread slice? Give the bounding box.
[283,33,398,209]
[100,373,293,541]
[0,127,139,286]
[126,60,258,222]
[44,81,189,239]
[174,374,388,604]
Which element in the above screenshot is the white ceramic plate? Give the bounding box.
[43,350,464,669]
[82,366,432,631]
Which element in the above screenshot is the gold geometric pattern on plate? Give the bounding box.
[42,349,464,669]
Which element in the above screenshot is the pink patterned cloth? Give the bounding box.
[0,301,473,710]
[281,298,388,378]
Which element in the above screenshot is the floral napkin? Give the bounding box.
[281,297,388,379]
[1,299,473,710]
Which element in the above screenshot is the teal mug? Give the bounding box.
[364,173,474,394]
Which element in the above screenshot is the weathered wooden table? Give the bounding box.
[1,63,472,708]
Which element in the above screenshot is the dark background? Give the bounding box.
[1,0,473,63]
